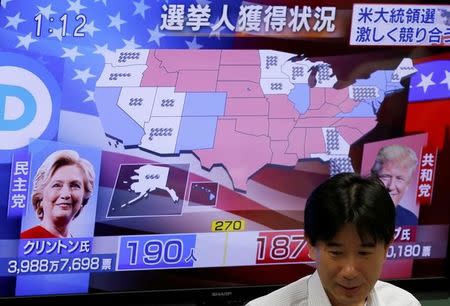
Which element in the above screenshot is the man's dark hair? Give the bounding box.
[304,172,395,246]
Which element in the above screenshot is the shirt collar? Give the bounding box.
[308,271,332,306]
[366,284,381,306]
[308,270,379,306]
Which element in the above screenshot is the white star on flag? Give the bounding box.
[417,72,435,93]
[83,21,101,37]
[5,12,26,30]
[439,70,450,91]
[83,90,95,103]
[147,25,166,46]
[1,0,13,9]
[186,36,203,49]
[209,18,226,40]
[133,0,151,18]
[73,67,96,84]
[48,27,64,41]
[94,43,116,62]
[67,0,87,15]
[16,33,38,50]
[62,46,83,62]
[122,36,142,49]
[37,4,57,20]
[108,12,127,31]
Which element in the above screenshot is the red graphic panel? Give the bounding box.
[256,230,309,264]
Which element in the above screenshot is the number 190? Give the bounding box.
[126,239,183,266]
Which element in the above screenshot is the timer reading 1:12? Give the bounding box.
[34,13,87,37]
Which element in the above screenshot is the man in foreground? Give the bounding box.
[246,173,420,306]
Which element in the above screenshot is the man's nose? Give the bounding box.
[341,258,359,280]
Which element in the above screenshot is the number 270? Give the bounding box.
[212,220,244,231]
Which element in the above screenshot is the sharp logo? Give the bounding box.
[0,52,60,162]
[211,291,232,297]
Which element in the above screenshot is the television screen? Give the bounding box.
[1,0,449,304]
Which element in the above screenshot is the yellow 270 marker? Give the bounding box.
[211,220,245,232]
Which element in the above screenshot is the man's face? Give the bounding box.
[377,159,413,205]
[308,223,389,306]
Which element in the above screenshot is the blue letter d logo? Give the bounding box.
[0,84,37,131]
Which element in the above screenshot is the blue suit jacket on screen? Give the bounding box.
[395,205,418,226]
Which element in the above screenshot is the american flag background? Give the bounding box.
[0,0,239,117]
[1,0,449,300]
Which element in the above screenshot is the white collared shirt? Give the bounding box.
[245,271,421,306]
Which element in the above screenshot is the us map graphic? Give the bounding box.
[95,49,416,192]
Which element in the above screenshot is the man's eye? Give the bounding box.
[359,251,372,256]
[329,250,342,256]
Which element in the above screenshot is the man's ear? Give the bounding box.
[306,237,317,261]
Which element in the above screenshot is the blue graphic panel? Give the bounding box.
[353,70,387,87]
[0,85,36,131]
[117,234,197,270]
[337,101,375,117]
[18,238,93,257]
[0,0,237,117]
[0,254,116,276]
[7,150,30,217]
[95,87,144,146]
[182,92,227,116]
[0,163,21,239]
[0,52,61,163]
[409,60,450,102]
[15,274,90,296]
[288,84,310,114]
[176,117,218,151]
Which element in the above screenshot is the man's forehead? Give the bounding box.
[325,236,377,247]
[323,223,378,246]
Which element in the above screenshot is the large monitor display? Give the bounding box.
[1,0,449,304]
